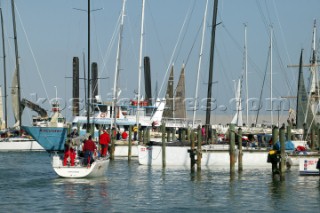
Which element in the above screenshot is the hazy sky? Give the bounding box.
[0,0,319,126]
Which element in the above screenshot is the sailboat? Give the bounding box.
[0,70,42,150]
[0,1,44,151]
[32,0,109,178]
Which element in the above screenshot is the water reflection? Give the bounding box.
[52,177,110,205]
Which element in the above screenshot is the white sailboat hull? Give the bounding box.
[114,144,138,157]
[299,157,320,175]
[138,145,273,167]
[0,138,44,151]
[52,155,109,178]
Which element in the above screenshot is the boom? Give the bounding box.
[20,98,48,118]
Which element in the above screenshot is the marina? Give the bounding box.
[0,152,319,212]
[0,0,320,211]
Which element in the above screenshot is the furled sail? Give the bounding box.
[11,68,19,126]
[163,65,174,118]
[174,64,186,119]
[296,50,313,129]
[231,78,243,127]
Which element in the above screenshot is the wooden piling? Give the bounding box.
[286,124,291,141]
[186,128,190,142]
[238,127,243,172]
[197,126,202,170]
[172,128,176,141]
[143,128,148,144]
[128,126,132,161]
[110,128,115,160]
[229,124,236,175]
[272,126,278,146]
[212,128,217,144]
[182,128,186,143]
[161,123,166,167]
[271,126,279,176]
[303,123,307,141]
[318,124,320,150]
[311,128,315,150]
[147,127,150,143]
[166,128,171,142]
[190,130,196,172]
[208,126,213,144]
[279,126,286,181]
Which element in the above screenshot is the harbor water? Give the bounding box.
[0,152,319,212]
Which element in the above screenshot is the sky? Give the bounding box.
[0,0,319,127]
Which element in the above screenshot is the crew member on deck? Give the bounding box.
[99,129,110,157]
[70,128,79,138]
[63,142,76,166]
[121,131,128,140]
[83,135,96,165]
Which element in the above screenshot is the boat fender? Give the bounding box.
[286,157,293,168]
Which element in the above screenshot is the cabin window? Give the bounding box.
[58,118,65,123]
[98,105,108,112]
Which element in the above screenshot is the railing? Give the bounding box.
[161,118,202,128]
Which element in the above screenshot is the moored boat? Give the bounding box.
[138,143,273,167]
[299,157,320,175]
[52,154,109,178]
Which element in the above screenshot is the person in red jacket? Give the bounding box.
[83,135,96,165]
[63,143,76,166]
[99,129,110,157]
[121,131,128,140]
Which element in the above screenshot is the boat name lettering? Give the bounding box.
[40,129,63,133]
[305,160,317,165]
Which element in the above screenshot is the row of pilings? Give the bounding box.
[80,121,320,181]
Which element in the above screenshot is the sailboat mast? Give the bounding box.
[244,24,248,126]
[270,26,273,126]
[82,51,87,105]
[0,8,7,129]
[312,20,320,117]
[86,0,91,133]
[112,0,127,128]
[205,0,218,126]
[193,0,209,128]
[136,0,146,126]
[11,0,21,129]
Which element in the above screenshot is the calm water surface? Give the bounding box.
[0,152,319,212]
